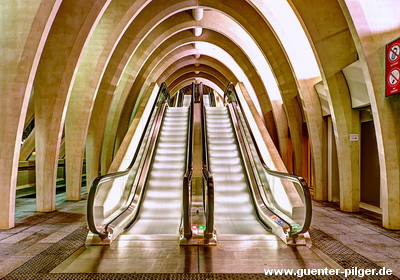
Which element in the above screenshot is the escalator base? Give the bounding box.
[3,226,398,279]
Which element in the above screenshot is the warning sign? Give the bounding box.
[388,69,400,86]
[386,38,400,96]
[388,44,400,62]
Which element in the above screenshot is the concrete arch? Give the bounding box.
[87,11,202,181]
[158,56,238,85]
[288,0,360,212]
[169,72,227,91]
[0,0,62,229]
[100,28,277,173]
[33,0,111,212]
[170,78,224,96]
[166,65,230,88]
[94,0,311,181]
[85,1,310,184]
[112,30,278,158]
[65,0,151,199]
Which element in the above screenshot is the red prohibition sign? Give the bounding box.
[388,68,400,86]
[389,44,400,62]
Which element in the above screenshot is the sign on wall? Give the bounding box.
[386,38,400,97]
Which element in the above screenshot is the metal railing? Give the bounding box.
[182,84,194,240]
[223,82,311,238]
[87,83,170,239]
[200,85,215,240]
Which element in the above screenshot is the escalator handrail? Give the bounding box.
[200,84,215,239]
[87,83,170,236]
[182,84,195,239]
[224,82,312,236]
[177,90,184,107]
[209,90,216,107]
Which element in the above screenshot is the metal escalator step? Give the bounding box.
[161,126,187,131]
[157,142,186,148]
[207,128,233,133]
[145,189,183,199]
[160,130,187,136]
[205,117,231,122]
[210,165,243,173]
[207,133,235,139]
[211,182,248,192]
[155,148,186,155]
[208,150,240,157]
[206,122,231,128]
[209,157,241,165]
[153,154,185,162]
[152,162,185,169]
[208,138,235,144]
[162,121,187,126]
[212,172,245,181]
[147,178,183,188]
[208,144,238,151]
[158,136,186,143]
[165,112,188,117]
[149,170,184,178]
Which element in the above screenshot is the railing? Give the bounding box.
[177,90,184,107]
[200,85,215,240]
[87,83,170,239]
[223,82,312,239]
[209,90,216,107]
[194,83,200,103]
[182,84,194,240]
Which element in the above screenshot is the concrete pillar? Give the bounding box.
[65,0,149,191]
[34,0,110,210]
[339,0,400,228]
[327,117,340,202]
[290,0,360,211]
[327,72,360,212]
[0,0,61,229]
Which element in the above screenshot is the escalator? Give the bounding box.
[205,106,270,235]
[86,81,310,245]
[201,83,311,244]
[123,106,188,236]
[86,83,193,244]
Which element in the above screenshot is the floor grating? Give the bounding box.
[1,227,399,279]
[309,228,398,280]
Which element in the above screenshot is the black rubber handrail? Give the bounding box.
[177,90,184,107]
[87,83,170,236]
[200,83,215,239]
[182,84,195,240]
[209,90,216,107]
[223,82,312,237]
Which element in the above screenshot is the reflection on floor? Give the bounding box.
[53,236,333,273]
[1,192,400,279]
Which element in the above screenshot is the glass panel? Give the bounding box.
[89,103,159,234]
[234,103,307,234]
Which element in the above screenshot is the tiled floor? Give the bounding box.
[312,201,400,277]
[1,191,400,278]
